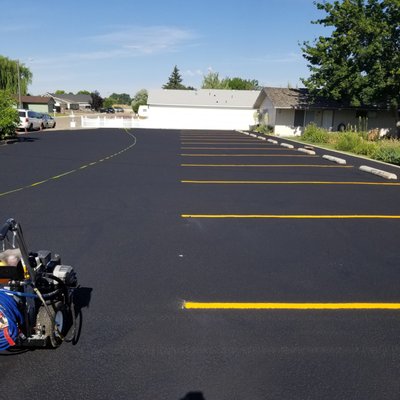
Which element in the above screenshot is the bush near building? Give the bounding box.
[300,124,400,166]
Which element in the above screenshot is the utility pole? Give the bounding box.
[17,60,22,108]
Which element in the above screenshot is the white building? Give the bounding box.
[143,89,261,130]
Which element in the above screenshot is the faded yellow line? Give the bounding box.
[181,154,316,157]
[183,302,400,310]
[181,164,352,168]
[0,130,137,198]
[181,214,400,219]
[30,180,49,187]
[0,187,24,197]
[181,180,400,186]
[51,170,77,179]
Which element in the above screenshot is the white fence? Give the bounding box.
[81,116,146,129]
[81,111,254,130]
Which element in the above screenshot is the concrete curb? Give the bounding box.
[265,135,400,171]
[267,139,278,144]
[258,136,267,141]
[359,165,398,180]
[298,148,316,155]
[280,143,294,149]
[322,155,347,165]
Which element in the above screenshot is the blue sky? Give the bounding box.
[1,0,328,97]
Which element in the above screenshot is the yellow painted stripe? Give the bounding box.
[51,170,76,179]
[181,180,400,186]
[180,154,316,157]
[181,147,288,150]
[30,180,49,187]
[181,136,245,138]
[181,142,264,145]
[180,138,244,140]
[0,130,137,198]
[0,187,24,197]
[181,164,352,168]
[183,302,400,310]
[181,214,400,219]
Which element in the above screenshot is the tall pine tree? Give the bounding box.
[162,66,187,89]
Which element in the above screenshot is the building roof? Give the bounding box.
[46,93,92,104]
[19,96,54,104]
[262,87,343,109]
[261,87,390,110]
[148,89,261,108]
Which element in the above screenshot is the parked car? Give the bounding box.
[17,109,43,131]
[41,114,56,128]
[114,107,124,112]
[100,107,115,113]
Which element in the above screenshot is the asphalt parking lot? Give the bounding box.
[1,128,400,400]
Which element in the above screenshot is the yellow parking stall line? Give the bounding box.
[180,154,317,157]
[181,214,400,219]
[180,180,400,186]
[181,164,352,168]
[181,142,264,145]
[183,302,400,310]
[181,147,291,150]
[180,136,245,138]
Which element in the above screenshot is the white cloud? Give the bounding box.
[87,26,197,56]
[183,69,203,77]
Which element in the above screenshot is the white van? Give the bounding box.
[18,109,43,131]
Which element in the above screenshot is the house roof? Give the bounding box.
[19,96,54,104]
[261,87,390,110]
[46,93,92,104]
[262,87,343,109]
[148,89,261,108]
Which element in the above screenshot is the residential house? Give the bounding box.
[258,87,398,136]
[144,89,261,130]
[45,93,92,112]
[17,96,56,113]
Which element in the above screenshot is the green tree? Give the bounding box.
[77,90,91,95]
[301,0,400,108]
[103,97,114,108]
[90,91,103,111]
[0,56,32,95]
[226,77,261,90]
[108,93,132,105]
[0,91,19,139]
[163,65,187,89]
[201,71,260,90]
[201,72,229,89]
[54,90,66,94]
[131,89,148,113]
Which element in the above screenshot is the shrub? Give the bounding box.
[353,141,378,157]
[255,124,274,134]
[302,123,330,143]
[374,140,400,165]
[0,90,19,140]
[336,132,363,152]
